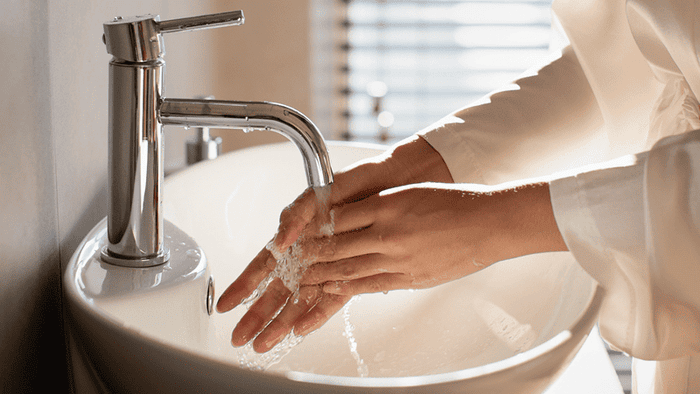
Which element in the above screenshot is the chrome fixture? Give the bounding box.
[186,97,222,165]
[206,276,215,316]
[100,11,334,267]
[187,124,222,165]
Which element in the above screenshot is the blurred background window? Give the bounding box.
[336,0,555,143]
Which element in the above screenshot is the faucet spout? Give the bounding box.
[160,99,333,188]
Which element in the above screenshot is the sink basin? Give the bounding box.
[64,141,602,393]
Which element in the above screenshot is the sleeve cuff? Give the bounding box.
[418,118,485,184]
[548,153,649,355]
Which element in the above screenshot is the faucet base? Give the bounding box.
[100,246,170,267]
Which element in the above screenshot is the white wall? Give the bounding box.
[0,1,216,391]
[207,0,314,153]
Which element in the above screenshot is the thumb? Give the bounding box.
[273,187,329,251]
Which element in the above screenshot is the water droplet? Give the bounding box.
[186,249,200,259]
[184,125,190,130]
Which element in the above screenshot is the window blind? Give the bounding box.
[340,0,555,142]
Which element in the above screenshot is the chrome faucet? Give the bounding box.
[100,11,334,268]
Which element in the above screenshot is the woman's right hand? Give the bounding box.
[215,135,454,352]
[273,135,455,252]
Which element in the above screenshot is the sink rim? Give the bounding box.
[66,237,602,389]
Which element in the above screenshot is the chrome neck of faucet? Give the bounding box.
[161,99,333,187]
[100,11,333,267]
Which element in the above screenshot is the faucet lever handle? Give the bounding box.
[104,11,244,62]
[158,10,244,34]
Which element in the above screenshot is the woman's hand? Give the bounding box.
[216,136,453,352]
[301,182,568,295]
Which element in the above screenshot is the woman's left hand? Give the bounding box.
[300,182,567,295]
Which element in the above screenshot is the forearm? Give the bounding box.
[467,181,568,265]
[330,135,454,206]
[388,135,455,184]
[505,183,569,258]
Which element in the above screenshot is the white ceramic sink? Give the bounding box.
[64,141,603,393]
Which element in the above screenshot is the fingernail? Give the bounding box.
[271,227,287,248]
[295,320,315,337]
[323,281,343,294]
[257,331,284,353]
[231,331,250,347]
[231,319,257,346]
[216,293,232,313]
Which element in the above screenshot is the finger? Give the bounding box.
[216,248,276,313]
[273,188,319,250]
[323,273,409,295]
[251,285,322,353]
[293,292,353,336]
[314,226,385,262]
[301,253,393,285]
[230,278,291,346]
[330,194,380,234]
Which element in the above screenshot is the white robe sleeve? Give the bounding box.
[419,43,606,186]
[550,129,700,393]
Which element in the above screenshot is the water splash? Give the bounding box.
[343,296,369,377]
[472,297,537,353]
[235,331,305,371]
[240,273,275,308]
[265,186,334,294]
[236,186,335,370]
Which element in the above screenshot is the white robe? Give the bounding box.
[418,0,700,392]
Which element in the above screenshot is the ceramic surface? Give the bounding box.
[64,141,602,393]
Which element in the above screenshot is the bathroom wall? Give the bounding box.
[191,0,316,155]
[0,1,216,391]
[0,0,327,391]
[162,0,338,174]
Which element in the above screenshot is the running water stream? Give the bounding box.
[234,186,361,371]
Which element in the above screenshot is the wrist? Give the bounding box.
[390,135,454,184]
[504,182,568,258]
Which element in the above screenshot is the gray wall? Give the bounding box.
[0,1,215,391]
